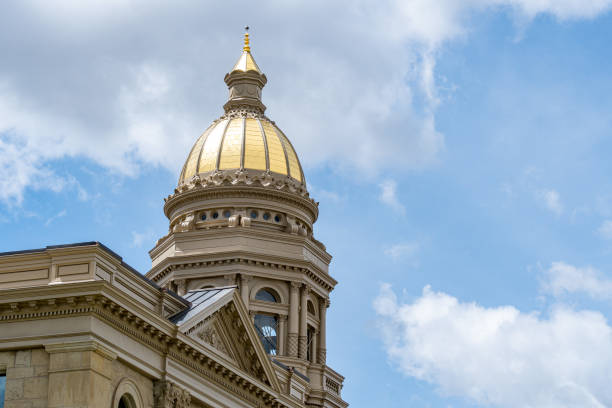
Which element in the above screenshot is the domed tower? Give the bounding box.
[147,31,346,407]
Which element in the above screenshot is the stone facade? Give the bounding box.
[0,31,347,408]
[1,349,49,408]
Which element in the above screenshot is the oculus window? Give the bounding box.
[254,314,278,355]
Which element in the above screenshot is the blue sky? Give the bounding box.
[2,1,612,407]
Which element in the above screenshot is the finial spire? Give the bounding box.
[243,26,250,52]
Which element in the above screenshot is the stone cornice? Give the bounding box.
[0,281,292,408]
[147,254,337,294]
[150,227,332,265]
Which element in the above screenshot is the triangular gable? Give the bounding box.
[174,288,281,393]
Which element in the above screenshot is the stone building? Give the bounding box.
[0,31,347,408]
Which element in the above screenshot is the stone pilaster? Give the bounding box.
[298,285,310,359]
[45,340,116,408]
[318,298,329,365]
[298,336,307,360]
[288,281,301,358]
[153,380,191,408]
[278,315,287,356]
[241,275,251,308]
[287,333,299,358]
[175,279,186,296]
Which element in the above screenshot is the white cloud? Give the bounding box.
[0,1,610,203]
[537,189,563,215]
[384,241,420,263]
[379,179,406,215]
[542,261,612,300]
[44,209,67,227]
[598,220,612,239]
[131,230,155,248]
[374,284,612,407]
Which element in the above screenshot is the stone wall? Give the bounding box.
[0,349,49,408]
[110,358,154,408]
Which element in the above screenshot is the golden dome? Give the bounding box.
[178,116,304,184]
[178,30,305,187]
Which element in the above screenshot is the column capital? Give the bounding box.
[290,281,302,289]
[241,274,252,283]
[45,340,117,361]
[279,314,288,322]
[175,279,187,296]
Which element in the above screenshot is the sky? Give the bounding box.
[2,1,612,407]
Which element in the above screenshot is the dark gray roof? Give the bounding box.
[170,286,236,325]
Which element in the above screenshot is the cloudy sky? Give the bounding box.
[2,1,612,406]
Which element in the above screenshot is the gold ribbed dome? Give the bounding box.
[179,116,304,184]
[179,30,305,187]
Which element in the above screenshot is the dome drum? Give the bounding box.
[165,31,323,253]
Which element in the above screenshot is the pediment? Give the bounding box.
[173,288,280,392]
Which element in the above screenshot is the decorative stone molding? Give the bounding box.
[164,177,318,224]
[174,169,310,200]
[172,213,196,233]
[286,215,299,235]
[153,380,191,408]
[223,274,236,285]
[317,348,327,365]
[287,333,298,358]
[150,258,335,293]
[44,339,117,361]
[197,325,229,355]
[240,216,252,227]
[228,214,240,227]
[0,291,287,406]
[112,378,144,408]
[298,336,307,359]
[175,279,187,296]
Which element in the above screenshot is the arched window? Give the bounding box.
[255,288,279,303]
[112,379,142,408]
[307,300,315,315]
[118,394,136,408]
[254,314,278,355]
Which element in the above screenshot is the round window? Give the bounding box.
[250,210,258,219]
[212,212,219,219]
[223,210,231,218]
[274,215,281,223]
[263,212,270,221]
[201,214,207,221]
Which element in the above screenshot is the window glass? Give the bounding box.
[0,374,5,408]
[307,326,315,362]
[118,394,134,408]
[254,314,278,355]
[255,289,278,303]
[307,301,315,315]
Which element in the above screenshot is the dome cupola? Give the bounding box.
[162,29,318,242]
[177,29,305,188]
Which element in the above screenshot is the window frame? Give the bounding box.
[254,313,279,355]
[0,372,6,408]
